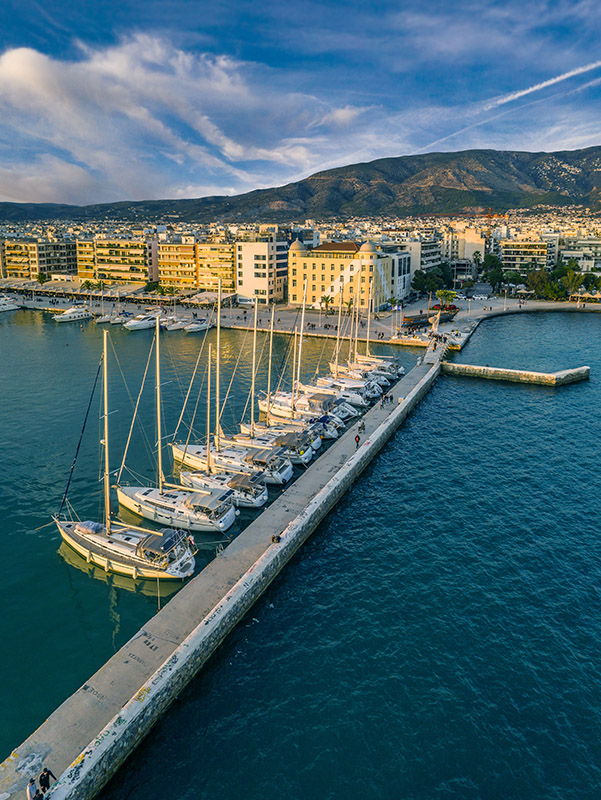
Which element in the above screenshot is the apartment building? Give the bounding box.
[560,238,601,272]
[440,227,485,262]
[196,241,236,293]
[76,238,157,284]
[288,241,393,309]
[157,237,197,290]
[236,235,288,304]
[4,239,77,280]
[378,246,412,300]
[499,240,548,274]
[394,238,441,273]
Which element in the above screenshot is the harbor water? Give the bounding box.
[2,309,601,799]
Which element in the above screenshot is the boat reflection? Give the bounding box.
[58,542,182,600]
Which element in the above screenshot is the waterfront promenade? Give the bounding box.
[0,349,444,800]
[4,282,601,353]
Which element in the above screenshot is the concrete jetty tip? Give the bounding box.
[441,362,591,386]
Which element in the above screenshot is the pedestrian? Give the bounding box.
[355,434,360,449]
[26,778,37,800]
[39,767,57,794]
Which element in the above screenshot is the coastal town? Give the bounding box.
[1,206,601,316]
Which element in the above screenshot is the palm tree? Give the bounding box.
[473,251,482,273]
[436,289,456,309]
[321,294,333,314]
[345,299,353,316]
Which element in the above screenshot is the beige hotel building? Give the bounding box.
[288,240,394,309]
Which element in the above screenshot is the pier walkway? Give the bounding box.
[441,362,590,386]
[1,355,444,800]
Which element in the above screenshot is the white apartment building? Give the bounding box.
[394,238,441,273]
[235,236,288,304]
[441,227,485,263]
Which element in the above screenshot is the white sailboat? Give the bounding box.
[54,330,197,580]
[116,318,237,533]
[174,341,268,508]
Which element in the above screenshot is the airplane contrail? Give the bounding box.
[484,60,601,110]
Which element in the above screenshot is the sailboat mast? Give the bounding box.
[333,288,343,377]
[215,278,221,451]
[296,279,307,397]
[102,329,111,534]
[206,343,212,473]
[155,316,163,494]
[266,305,274,426]
[366,279,372,357]
[353,288,360,363]
[250,298,258,437]
[291,326,298,411]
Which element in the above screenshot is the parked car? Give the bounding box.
[473,293,490,300]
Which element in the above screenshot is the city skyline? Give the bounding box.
[0,0,600,205]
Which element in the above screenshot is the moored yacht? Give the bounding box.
[170,441,293,485]
[179,470,268,508]
[53,306,92,323]
[124,312,161,330]
[116,485,237,532]
[54,328,197,581]
[0,296,19,312]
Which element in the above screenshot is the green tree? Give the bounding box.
[561,269,582,296]
[505,271,523,286]
[483,254,504,290]
[80,280,93,291]
[527,270,549,297]
[472,251,483,272]
[411,270,428,294]
[36,272,48,285]
[436,289,456,309]
[583,273,599,291]
[321,294,333,314]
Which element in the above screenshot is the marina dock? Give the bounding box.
[0,352,444,800]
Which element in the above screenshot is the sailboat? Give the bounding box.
[95,294,112,323]
[116,318,237,533]
[170,286,293,486]
[53,330,197,581]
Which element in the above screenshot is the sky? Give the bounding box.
[0,0,600,204]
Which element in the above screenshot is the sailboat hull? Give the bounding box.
[116,486,236,533]
[56,520,195,580]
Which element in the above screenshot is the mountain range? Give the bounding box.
[3,146,601,222]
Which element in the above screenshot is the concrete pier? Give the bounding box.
[441,361,590,386]
[1,357,443,800]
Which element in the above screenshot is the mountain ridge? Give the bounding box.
[3,146,601,222]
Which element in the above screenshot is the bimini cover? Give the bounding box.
[138,529,186,556]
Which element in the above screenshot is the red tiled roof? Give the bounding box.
[312,242,359,253]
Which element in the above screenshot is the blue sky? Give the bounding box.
[0,0,600,203]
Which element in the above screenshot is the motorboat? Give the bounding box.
[116,485,237,533]
[53,306,92,323]
[0,296,19,312]
[185,319,214,332]
[163,318,188,331]
[179,470,268,508]
[170,441,293,485]
[124,312,161,330]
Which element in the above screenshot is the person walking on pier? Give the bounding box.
[26,778,39,800]
[39,767,57,794]
[355,434,360,449]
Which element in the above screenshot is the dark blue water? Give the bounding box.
[91,312,601,800]
[0,308,414,759]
